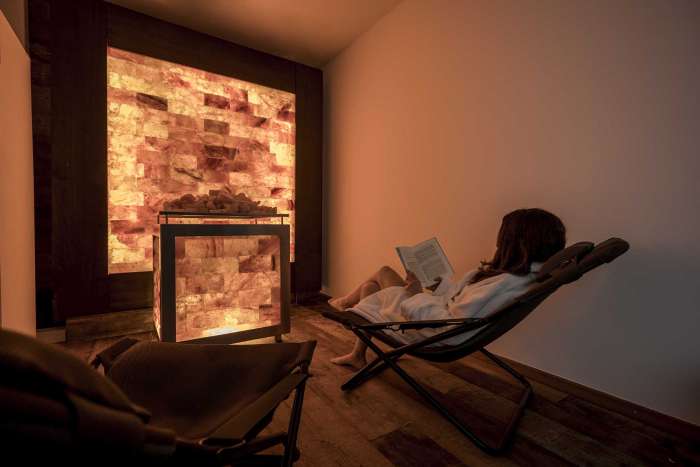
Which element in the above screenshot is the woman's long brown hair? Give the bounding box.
[470,208,566,284]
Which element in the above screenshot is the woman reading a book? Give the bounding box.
[328,208,566,369]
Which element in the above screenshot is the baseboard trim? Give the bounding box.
[36,326,67,344]
[479,352,700,443]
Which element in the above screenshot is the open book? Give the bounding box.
[396,237,454,288]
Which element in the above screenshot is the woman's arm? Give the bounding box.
[404,271,423,297]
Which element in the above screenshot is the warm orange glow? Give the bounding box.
[167,235,281,342]
[107,47,295,274]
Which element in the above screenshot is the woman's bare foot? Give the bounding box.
[330,353,367,369]
[328,296,349,311]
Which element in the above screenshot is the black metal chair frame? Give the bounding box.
[168,363,310,467]
[91,338,315,467]
[322,238,629,455]
[344,318,531,455]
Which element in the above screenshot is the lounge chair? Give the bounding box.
[321,238,629,455]
[0,330,316,466]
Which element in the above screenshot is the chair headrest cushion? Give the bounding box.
[536,241,594,282]
[578,238,630,273]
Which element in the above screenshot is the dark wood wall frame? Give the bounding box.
[50,0,109,319]
[29,0,323,323]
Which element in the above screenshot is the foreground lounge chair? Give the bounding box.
[322,238,629,455]
[0,330,316,466]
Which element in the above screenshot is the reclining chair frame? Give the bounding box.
[322,238,629,455]
[345,318,532,455]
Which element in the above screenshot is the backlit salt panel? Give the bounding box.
[174,235,281,342]
[107,47,295,274]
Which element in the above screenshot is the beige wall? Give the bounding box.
[0,10,35,335]
[323,0,700,424]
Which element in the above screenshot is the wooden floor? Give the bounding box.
[61,306,700,467]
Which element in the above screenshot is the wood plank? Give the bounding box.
[472,351,700,444]
[446,356,699,466]
[373,423,464,467]
[53,307,700,467]
[50,0,109,320]
[551,396,700,466]
[293,63,323,297]
[108,272,153,311]
[278,378,395,467]
[66,308,154,341]
[60,338,94,362]
[385,371,626,466]
[28,0,55,327]
[451,355,568,403]
[266,398,351,467]
[396,371,646,467]
[309,304,700,446]
[299,312,645,466]
[295,315,522,467]
[430,359,697,465]
[287,315,407,441]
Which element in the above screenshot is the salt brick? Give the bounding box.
[239,287,272,307]
[258,237,280,255]
[184,238,216,258]
[223,238,258,256]
[239,255,273,273]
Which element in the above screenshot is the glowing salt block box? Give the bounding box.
[153,212,290,343]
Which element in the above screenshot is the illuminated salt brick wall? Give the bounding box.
[107,47,295,274]
[174,235,281,341]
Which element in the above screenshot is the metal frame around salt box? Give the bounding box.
[156,212,290,344]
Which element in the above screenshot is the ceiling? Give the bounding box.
[108,0,402,68]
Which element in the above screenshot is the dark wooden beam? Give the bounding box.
[50,0,108,319]
[28,0,55,326]
[108,272,152,312]
[293,64,323,299]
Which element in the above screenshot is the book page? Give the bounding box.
[396,247,422,281]
[397,238,454,288]
[413,238,454,287]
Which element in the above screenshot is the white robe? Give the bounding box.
[349,263,541,346]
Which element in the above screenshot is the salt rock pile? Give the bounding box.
[163,189,277,215]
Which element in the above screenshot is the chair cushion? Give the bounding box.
[107,340,315,441]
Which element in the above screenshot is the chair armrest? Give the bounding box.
[354,317,485,331]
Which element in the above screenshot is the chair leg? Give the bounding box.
[341,356,392,391]
[478,349,533,448]
[282,379,307,467]
[356,333,532,455]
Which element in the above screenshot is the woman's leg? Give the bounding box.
[330,281,380,368]
[330,266,404,368]
[328,266,405,311]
